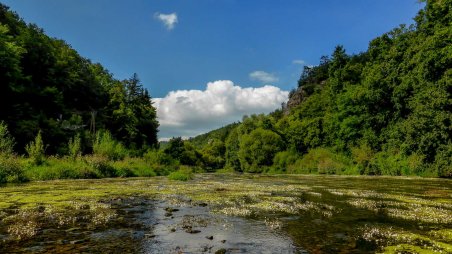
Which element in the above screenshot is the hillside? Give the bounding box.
[0,4,158,154]
[188,0,451,177]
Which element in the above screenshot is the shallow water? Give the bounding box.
[0,174,451,253]
[142,200,300,253]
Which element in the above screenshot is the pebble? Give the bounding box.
[70,239,86,244]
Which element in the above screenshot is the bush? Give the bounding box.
[434,143,452,178]
[272,150,299,172]
[288,148,351,174]
[93,131,127,161]
[168,166,194,181]
[366,150,422,176]
[84,155,116,177]
[0,155,27,183]
[25,156,98,180]
[238,128,284,173]
[68,134,82,160]
[0,121,15,155]
[144,150,178,175]
[351,144,374,174]
[25,131,45,166]
[111,157,156,177]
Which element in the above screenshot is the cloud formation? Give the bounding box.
[249,71,279,83]
[292,59,306,65]
[154,80,289,139]
[154,12,178,30]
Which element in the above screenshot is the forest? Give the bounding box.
[182,0,451,177]
[0,0,451,184]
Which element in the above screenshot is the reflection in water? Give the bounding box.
[138,200,302,253]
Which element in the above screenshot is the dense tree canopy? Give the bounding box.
[189,0,451,177]
[0,4,159,154]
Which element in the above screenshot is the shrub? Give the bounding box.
[289,148,350,174]
[0,121,15,155]
[68,134,82,160]
[238,128,284,173]
[25,131,45,166]
[93,131,127,161]
[85,155,116,177]
[111,157,157,177]
[168,166,194,181]
[144,149,179,175]
[24,156,99,180]
[367,150,415,176]
[434,143,452,178]
[0,155,27,183]
[351,144,375,174]
[144,149,176,166]
[272,150,299,172]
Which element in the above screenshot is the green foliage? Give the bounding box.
[168,166,194,181]
[238,128,284,172]
[111,157,156,177]
[84,154,116,177]
[272,150,299,172]
[107,74,159,150]
[163,137,203,166]
[93,131,127,161]
[189,123,239,148]
[180,142,203,166]
[0,4,159,155]
[201,139,226,171]
[288,148,351,174]
[367,150,419,176]
[164,137,185,160]
[351,144,375,174]
[434,143,452,178]
[0,121,15,155]
[224,128,241,171]
[68,134,82,160]
[0,155,27,183]
[25,131,45,166]
[25,156,98,180]
[24,155,161,181]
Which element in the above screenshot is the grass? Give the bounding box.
[167,166,194,181]
[22,156,160,181]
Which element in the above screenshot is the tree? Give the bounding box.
[108,74,159,150]
[238,128,284,172]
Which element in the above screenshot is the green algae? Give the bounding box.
[0,174,450,252]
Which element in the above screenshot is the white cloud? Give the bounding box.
[154,12,178,30]
[154,80,289,139]
[249,71,279,83]
[292,59,306,65]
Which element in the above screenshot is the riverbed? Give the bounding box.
[0,174,450,253]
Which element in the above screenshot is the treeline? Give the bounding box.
[172,0,451,177]
[0,4,159,155]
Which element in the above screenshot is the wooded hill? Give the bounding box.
[0,4,159,154]
[185,0,451,177]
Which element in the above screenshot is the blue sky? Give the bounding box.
[2,0,424,139]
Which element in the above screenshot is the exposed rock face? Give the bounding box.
[283,87,305,115]
[283,80,326,115]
